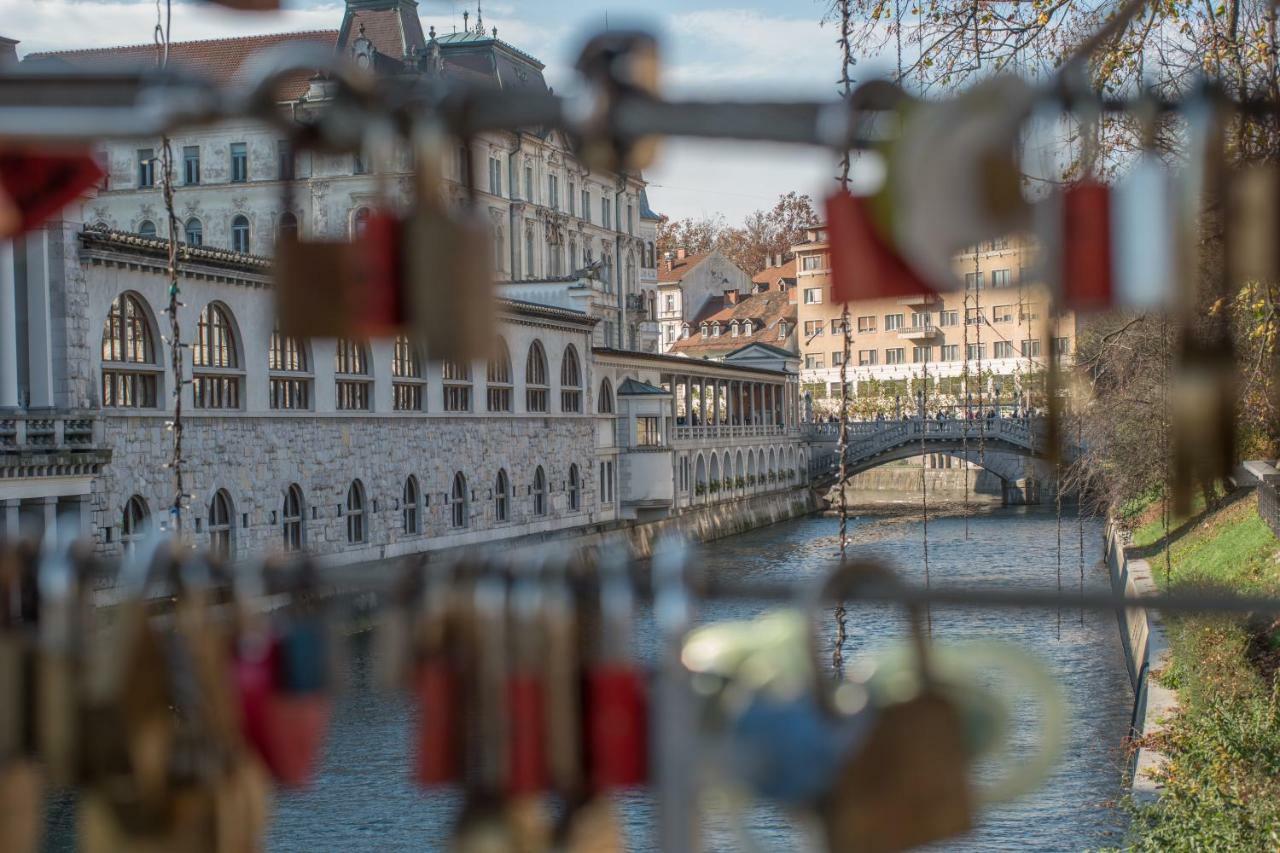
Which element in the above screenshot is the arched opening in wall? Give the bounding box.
[184,217,202,246]
[723,452,732,490]
[768,448,777,480]
[487,338,513,412]
[526,341,549,412]
[278,211,298,241]
[451,472,468,528]
[208,489,233,561]
[335,338,372,411]
[283,484,305,551]
[560,345,582,412]
[568,464,581,511]
[392,336,425,412]
[121,495,149,555]
[137,220,156,238]
[193,301,243,410]
[533,465,547,516]
[346,480,367,544]
[695,453,707,499]
[101,291,159,408]
[709,454,720,496]
[352,207,371,239]
[495,468,510,522]
[598,378,614,414]
[269,326,311,410]
[747,450,756,486]
[735,449,744,491]
[403,475,420,534]
[231,214,251,253]
[442,359,472,412]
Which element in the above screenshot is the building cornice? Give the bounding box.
[592,347,791,380]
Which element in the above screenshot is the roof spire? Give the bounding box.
[475,1,484,34]
[462,10,469,31]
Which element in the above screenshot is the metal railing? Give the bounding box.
[0,413,101,451]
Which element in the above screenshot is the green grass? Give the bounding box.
[1129,490,1218,551]
[1123,497,1280,849]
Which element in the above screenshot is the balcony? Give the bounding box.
[0,413,112,478]
[898,324,941,341]
[897,293,942,307]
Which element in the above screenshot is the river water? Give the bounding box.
[265,506,1133,851]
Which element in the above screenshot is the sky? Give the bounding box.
[0,0,907,223]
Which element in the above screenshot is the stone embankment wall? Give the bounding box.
[1104,521,1176,803]
[838,467,1003,505]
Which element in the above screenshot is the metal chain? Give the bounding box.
[155,0,185,536]
[919,357,931,635]
[961,254,972,539]
[832,0,855,678]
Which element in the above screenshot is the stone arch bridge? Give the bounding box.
[804,418,1074,504]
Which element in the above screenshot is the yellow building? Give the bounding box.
[792,225,1076,413]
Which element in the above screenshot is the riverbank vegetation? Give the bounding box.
[1122,496,1280,849]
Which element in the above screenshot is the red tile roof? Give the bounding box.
[25,30,340,100]
[668,290,797,358]
[752,258,796,285]
[657,252,709,283]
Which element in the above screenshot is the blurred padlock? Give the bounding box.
[1112,154,1175,309]
[1226,164,1280,287]
[586,551,647,790]
[355,122,409,338]
[413,571,461,786]
[403,123,494,363]
[1060,180,1114,312]
[826,189,936,303]
[0,149,104,239]
[573,31,661,174]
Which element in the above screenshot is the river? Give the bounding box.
[265,506,1133,851]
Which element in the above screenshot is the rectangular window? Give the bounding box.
[991,268,1012,288]
[992,305,1013,323]
[394,383,423,411]
[277,140,294,180]
[582,189,591,222]
[568,181,576,215]
[910,312,930,329]
[336,380,370,410]
[269,377,309,410]
[664,294,675,313]
[858,349,878,366]
[967,343,986,361]
[1020,304,1041,321]
[1021,339,1042,357]
[994,341,1014,358]
[804,354,825,369]
[230,142,248,183]
[602,197,612,229]
[183,146,200,185]
[941,344,959,361]
[884,313,904,331]
[885,348,905,365]
[964,271,984,291]
[193,375,241,410]
[548,174,559,210]
[801,255,823,271]
[831,351,845,366]
[857,315,876,333]
[966,307,983,325]
[137,148,155,188]
[636,416,661,447]
[803,320,824,337]
[489,157,502,195]
[912,345,931,363]
[939,310,959,327]
[1054,337,1071,356]
[803,287,823,305]
[830,318,848,335]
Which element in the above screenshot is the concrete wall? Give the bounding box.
[1105,521,1177,804]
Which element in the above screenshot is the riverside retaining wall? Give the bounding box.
[1104,521,1177,803]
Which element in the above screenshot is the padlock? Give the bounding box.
[35,533,86,787]
[0,149,104,239]
[354,123,409,338]
[412,572,461,787]
[1111,154,1175,309]
[1171,347,1237,516]
[263,616,331,787]
[572,32,662,174]
[826,189,936,303]
[0,760,41,853]
[506,571,549,796]
[586,552,647,790]
[1226,164,1280,287]
[403,122,494,364]
[1060,180,1114,312]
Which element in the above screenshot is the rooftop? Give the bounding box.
[657,252,709,283]
[668,289,796,359]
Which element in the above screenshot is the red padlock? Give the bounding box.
[413,656,460,786]
[262,692,332,787]
[231,629,277,770]
[826,189,937,303]
[587,664,648,789]
[506,670,548,795]
[1061,180,1114,312]
[355,208,407,336]
[0,150,104,238]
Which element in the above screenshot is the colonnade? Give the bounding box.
[667,373,795,431]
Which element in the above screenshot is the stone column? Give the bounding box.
[76,494,92,539]
[2,498,19,539]
[40,496,58,546]
[0,240,18,409]
[25,230,54,409]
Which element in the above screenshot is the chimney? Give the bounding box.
[663,251,675,272]
[0,37,19,67]
[676,247,687,260]
[724,290,739,305]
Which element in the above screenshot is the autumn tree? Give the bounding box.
[655,192,820,275]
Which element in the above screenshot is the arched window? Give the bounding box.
[137,220,156,238]
[231,214,250,253]
[532,465,547,516]
[598,378,614,414]
[283,484,304,552]
[495,468,509,522]
[568,464,580,511]
[526,341,548,412]
[184,217,202,246]
[208,490,233,560]
[278,211,298,241]
[101,292,158,408]
[403,475,420,535]
[193,302,241,409]
[121,495,149,554]
[346,480,366,544]
[560,345,582,412]
[568,238,578,271]
[269,326,311,410]
[487,338,512,412]
[352,207,371,239]
[450,472,468,528]
[335,339,371,411]
[442,359,472,412]
[393,336,424,411]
